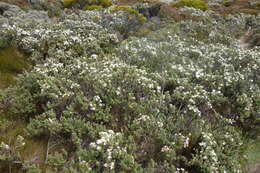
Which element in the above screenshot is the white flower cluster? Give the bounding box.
[0,142,10,150]
[179,7,209,17]
[198,132,221,172]
[90,130,127,170]
[136,114,150,122]
[161,145,172,152]
[176,167,186,173]
[173,133,190,149]
[90,130,121,150]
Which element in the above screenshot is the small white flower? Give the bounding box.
[184,137,189,148]
[48,118,53,123]
[110,162,115,170]
[0,142,10,150]
[96,146,101,151]
[161,146,171,152]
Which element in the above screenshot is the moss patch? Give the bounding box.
[171,0,208,11]
[111,6,147,23]
[84,5,103,11]
[63,0,75,7]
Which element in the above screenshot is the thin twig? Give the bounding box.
[0,159,23,164]
[45,134,51,163]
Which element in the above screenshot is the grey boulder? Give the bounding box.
[0,2,22,17]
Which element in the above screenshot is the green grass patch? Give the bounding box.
[0,114,12,133]
[19,138,47,163]
[84,5,103,11]
[0,120,26,144]
[0,47,28,73]
[171,0,208,11]
[0,47,28,88]
[245,138,260,172]
[0,119,47,171]
[0,72,16,88]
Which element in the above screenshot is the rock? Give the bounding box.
[223,0,235,7]
[248,34,260,48]
[0,17,8,26]
[138,3,162,19]
[0,2,50,25]
[0,2,22,17]
[240,29,260,49]
[22,10,50,23]
[158,0,174,3]
[28,0,45,4]
[6,9,50,25]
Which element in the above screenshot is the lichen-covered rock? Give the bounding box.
[28,0,45,5]
[12,10,50,24]
[0,2,50,26]
[0,2,22,17]
[0,17,8,26]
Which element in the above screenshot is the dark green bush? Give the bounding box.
[63,0,113,8]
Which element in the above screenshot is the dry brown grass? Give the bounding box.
[0,0,29,8]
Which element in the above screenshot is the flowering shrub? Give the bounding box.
[0,4,259,173]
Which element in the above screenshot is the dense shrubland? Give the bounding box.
[0,2,259,173]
